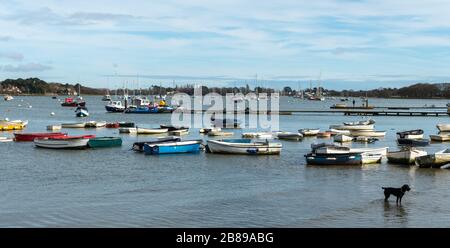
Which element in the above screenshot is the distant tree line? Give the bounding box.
[1,78,450,99]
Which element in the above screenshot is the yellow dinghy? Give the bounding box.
[0,122,26,131]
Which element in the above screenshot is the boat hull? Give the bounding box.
[34,138,89,149]
[88,137,122,148]
[387,149,427,164]
[305,153,362,165]
[397,138,430,146]
[415,150,450,168]
[14,132,67,142]
[207,139,282,155]
[144,141,201,154]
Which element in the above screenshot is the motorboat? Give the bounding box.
[105,101,125,112]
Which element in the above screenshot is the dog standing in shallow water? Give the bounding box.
[382,184,411,205]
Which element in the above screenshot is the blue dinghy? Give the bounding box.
[144,140,202,155]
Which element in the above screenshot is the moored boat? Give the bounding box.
[14,132,67,142]
[207,139,282,155]
[207,130,234,136]
[105,101,125,112]
[397,138,430,147]
[354,136,378,143]
[0,137,13,142]
[75,106,89,117]
[361,153,383,164]
[437,124,450,132]
[329,124,374,131]
[329,128,351,135]
[61,122,86,128]
[430,134,450,142]
[34,136,93,149]
[242,132,273,139]
[0,122,26,131]
[143,140,202,155]
[349,130,386,137]
[169,129,189,136]
[387,147,427,164]
[160,124,189,132]
[132,136,181,152]
[87,137,122,148]
[317,131,333,138]
[299,128,320,136]
[119,127,137,133]
[118,122,135,127]
[305,153,362,165]
[334,134,353,142]
[415,149,450,168]
[276,132,303,141]
[47,125,62,131]
[397,129,424,139]
[106,122,120,128]
[136,127,169,134]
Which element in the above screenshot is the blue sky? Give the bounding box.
[1,0,450,90]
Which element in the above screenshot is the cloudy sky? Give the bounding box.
[1,0,450,90]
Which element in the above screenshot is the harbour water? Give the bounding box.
[1,96,450,227]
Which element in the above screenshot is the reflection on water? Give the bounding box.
[1,96,450,227]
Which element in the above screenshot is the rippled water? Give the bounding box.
[1,96,450,227]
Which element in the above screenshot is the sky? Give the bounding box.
[1,0,450,90]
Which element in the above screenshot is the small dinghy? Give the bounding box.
[276,132,303,141]
[361,153,383,164]
[61,122,86,128]
[168,129,189,136]
[208,130,234,136]
[299,128,320,136]
[305,153,362,165]
[334,134,353,143]
[430,134,450,142]
[132,136,181,152]
[14,132,67,142]
[397,138,430,146]
[329,128,351,134]
[34,135,95,149]
[85,121,107,128]
[437,124,450,132]
[119,127,137,133]
[387,147,427,164]
[397,129,424,139]
[87,137,122,148]
[160,124,189,132]
[0,137,13,142]
[349,130,386,137]
[241,132,273,139]
[136,127,169,134]
[118,122,135,127]
[144,140,202,155]
[207,139,282,155]
[199,127,221,134]
[317,131,333,138]
[329,124,374,131]
[354,136,378,143]
[47,125,62,131]
[415,149,450,168]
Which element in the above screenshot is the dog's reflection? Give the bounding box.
[383,201,408,225]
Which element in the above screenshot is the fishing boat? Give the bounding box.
[396,129,424,139]
[206,139,282,155]
[61,97,86,107]
[87,137,122,148]
[305,153,362,165]
[437,124,450,132]
[132,136,181,152]
[0,137,13,142]
[387,147,427,164]
[61,122,86,128]
[241,132,273,139]
[105,101,125,112]
[276,132,303,141]
[14,132,67,142]
[75,106,89,117]
[397,138,430,146]
[119,127,137,133]
[334,134,353,142]
[207,130,234,136]
[143,140,202,155]
[415,149,450,168]
[106,122,120,128]
[299,128,320,136]
[430,134,450,142]
[349,130,386,137]
[136,127,169,134]
[34,135,94,149]
[4,95,14,101]
[47,125,62,131]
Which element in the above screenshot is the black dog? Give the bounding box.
[382,184,411,205]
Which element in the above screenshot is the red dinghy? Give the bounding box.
[14,132,68,142]
[49,134,96,140]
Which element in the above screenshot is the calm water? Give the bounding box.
[1,96,450,227]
